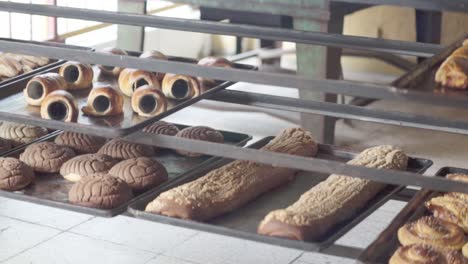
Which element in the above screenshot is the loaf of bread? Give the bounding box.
[145,127,318,221]
[40,90,78,122]
[59,61,94,90]
[257,145,408,241]
[435,39,468,89]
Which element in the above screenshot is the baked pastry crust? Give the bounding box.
[426,195,468,233]
[54,131,107,154]
[19,142,75,173]
[197,57,232,92]
[0,122,48,146]
[0,55,22,78]
[463,242,468,258]
[435,40,468,89]
[82,86,124,117]
[97,47,128,76]
[0,157,35,191]
[175,126,224,157]
[98,139,155,160]
[109,157,168,191]
[131,85,168,117]
[139,50,167,81]
[59,61,94,90]
[24,73,67,106]
[118,68,161,97]
[145,127,317,221]
[40,90,79,122]
[257,145,408,241]
[60,154,118,182]
[389,244,466,264]
[161,73,200,100]
[142,121,179,136]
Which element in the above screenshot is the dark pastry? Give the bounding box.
[59,61,94,90]
[60,154,118,182]
[54,131,107,154]
[19,142,75,173]
[142,121,179,136]
[40,90,79,122]
[0,122,48,147]
[175,126,224,157]
[109,157,168,191]
[0,157,34,191]
[98,139,155,160]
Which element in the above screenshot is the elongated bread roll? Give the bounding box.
[161,73,200,100]
[82,86,124,117]
[435,40,468,89]
[197,57,232,92]
[59,61,94,90]
[97,47,128,76]
[118,68,160,97]
[257,145,408,241]
[131,85,167,117]
[139,50,167,81]
[145,127,318,221]
[40,90,78,122]
[24,73,67,106]
[0,55,22,78]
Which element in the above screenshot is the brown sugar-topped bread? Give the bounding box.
[19,142,75,173]
[0,138,11,153]
[389,244,466,264]
[175,126,224,157]
[0,122,48,146]
[0,157,35,191]
[54,131,107,154]
[68,173,133,209]
[60,154,118,182]
[109,157,168,192]
[145,127,318,221]
[98,139,155,160]
[257,145,408,241]
[142,121,179,136]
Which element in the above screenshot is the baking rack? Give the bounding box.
[0,0,467,260]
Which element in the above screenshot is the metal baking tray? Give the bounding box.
[0,124,251,217]
[358,167,466,264]
[128,137,433,252]
[0,51,255,138]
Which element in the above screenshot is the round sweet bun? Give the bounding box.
[0,157,35,191]
[175,126,224,157]
[19,142,75,173]
[97,139,155,160]
[60,154,118,182]
[0,122,48,147]
[54,131,107,154]
[109,157,168,191]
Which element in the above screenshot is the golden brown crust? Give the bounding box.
[425,196,468,233]
[118,69,161,97]
[139,50,167,81]
[161,73,200,100]
[24,73,67,106]
[175,126,224,157]
[463,243,468,258]
[142,121,179,136]
[98,139,155,160]
[40,90,79,122]
[145,127,318,221]
[0,55,22,77]
[197,56,232,92]
[54,132,107,154]
[435,41,468,89]
[82,86,124,117]
[0,122,48,146]
[19,142,75,173]
[59,61,94,90]
[397,216,466,251]
[258,145,408,241]
[97,47,128,76]
[389,244,465,264]
[131,85,168,117]
[0,157,35,191]
[60,154,118,182]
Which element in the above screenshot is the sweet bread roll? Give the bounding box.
[142,121,179,136]
[389,244,465,264]
[463,242,468,258]
[397,216,465,251]
[197,56,232,92]
[82,86,124,117]
[0,122,48,146]
[175,126,223,157]
[98,139,155,160]
[59,61,94,90]
[19,142,75,173]
[109,157,168,191]
[0,55,22,78]
[161,73,200,100]
[426,196,468,233]
[68,174,133,209]
[0,138,11,153]
[24,73,67,106]
[54,132,106,154]
[139,50,167,81]
[0,157,35,191]
[446,173,468,201]
[118,68,160,97]
[131,85,167,117]
[40,90,78,122]
[97,47,128,76]
[60,154,118,182]
[435,40,468,89]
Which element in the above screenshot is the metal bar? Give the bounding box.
[0,2,444,57]
[124,132,468,194]
[332,0,468,12]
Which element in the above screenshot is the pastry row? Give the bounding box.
[0,121,49,153]
[0,53,49,80]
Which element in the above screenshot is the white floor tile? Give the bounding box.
[4,232,156,264]
[146,255,197,264]
[70,215,197,254]
[297,252,354,264]
[0,198,93,230]
[0,216,60,262]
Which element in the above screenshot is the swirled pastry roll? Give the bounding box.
[82,86,124,117]
[435,40,468,89]
[118,69,160,97]
[161,73,200,100]
[24,73,67,106]
[389,244,466,264]
[40,90,79,122]
[59,61,94,90]
[131,85,167,117]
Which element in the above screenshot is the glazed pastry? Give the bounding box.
[54,132,106,154]
[397,216,465,251]
[19,142,75,173]
[0,122,48,146]
[98,139,155,160]
[0,55,22,78]
[60,154,118,182]
[258,145,408,241]
[24,73,67,106]
[446,173,468,201]
[131,85,167,117]
[40,90,78,122]
[0,138,11,153]
[463,242,468,258]
[97,47,128,76]
[118,68,160,97]
[0,157,35,191]
[197,56,232,92]
[68,173,133,209]
[162,73,200,100]
[435,40,468,89]
[175,126,224,157]
[145,128,317,221]
[82,86,124,117]
[142,121,179,136]
[109,157,168,192]
[139,50,167,81]
[59,61,94,90]
[426,196,468,233]
[389,244,465,264]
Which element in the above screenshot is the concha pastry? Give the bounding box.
[19,142,75,173]
[68,173,133,209]
[0,157,35,191]
[0,122,48,146]
[59,61,94,90]
[97,47,128,76]
[0,138,12,153]
[54,131,106,154]
[60,154,118,182]
[109,157,168,191]
[389,244,466,264]
[98,139,155,160]
[142,121,179,136]
[175,126,224,157]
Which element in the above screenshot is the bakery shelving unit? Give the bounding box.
[0,0,467,261]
